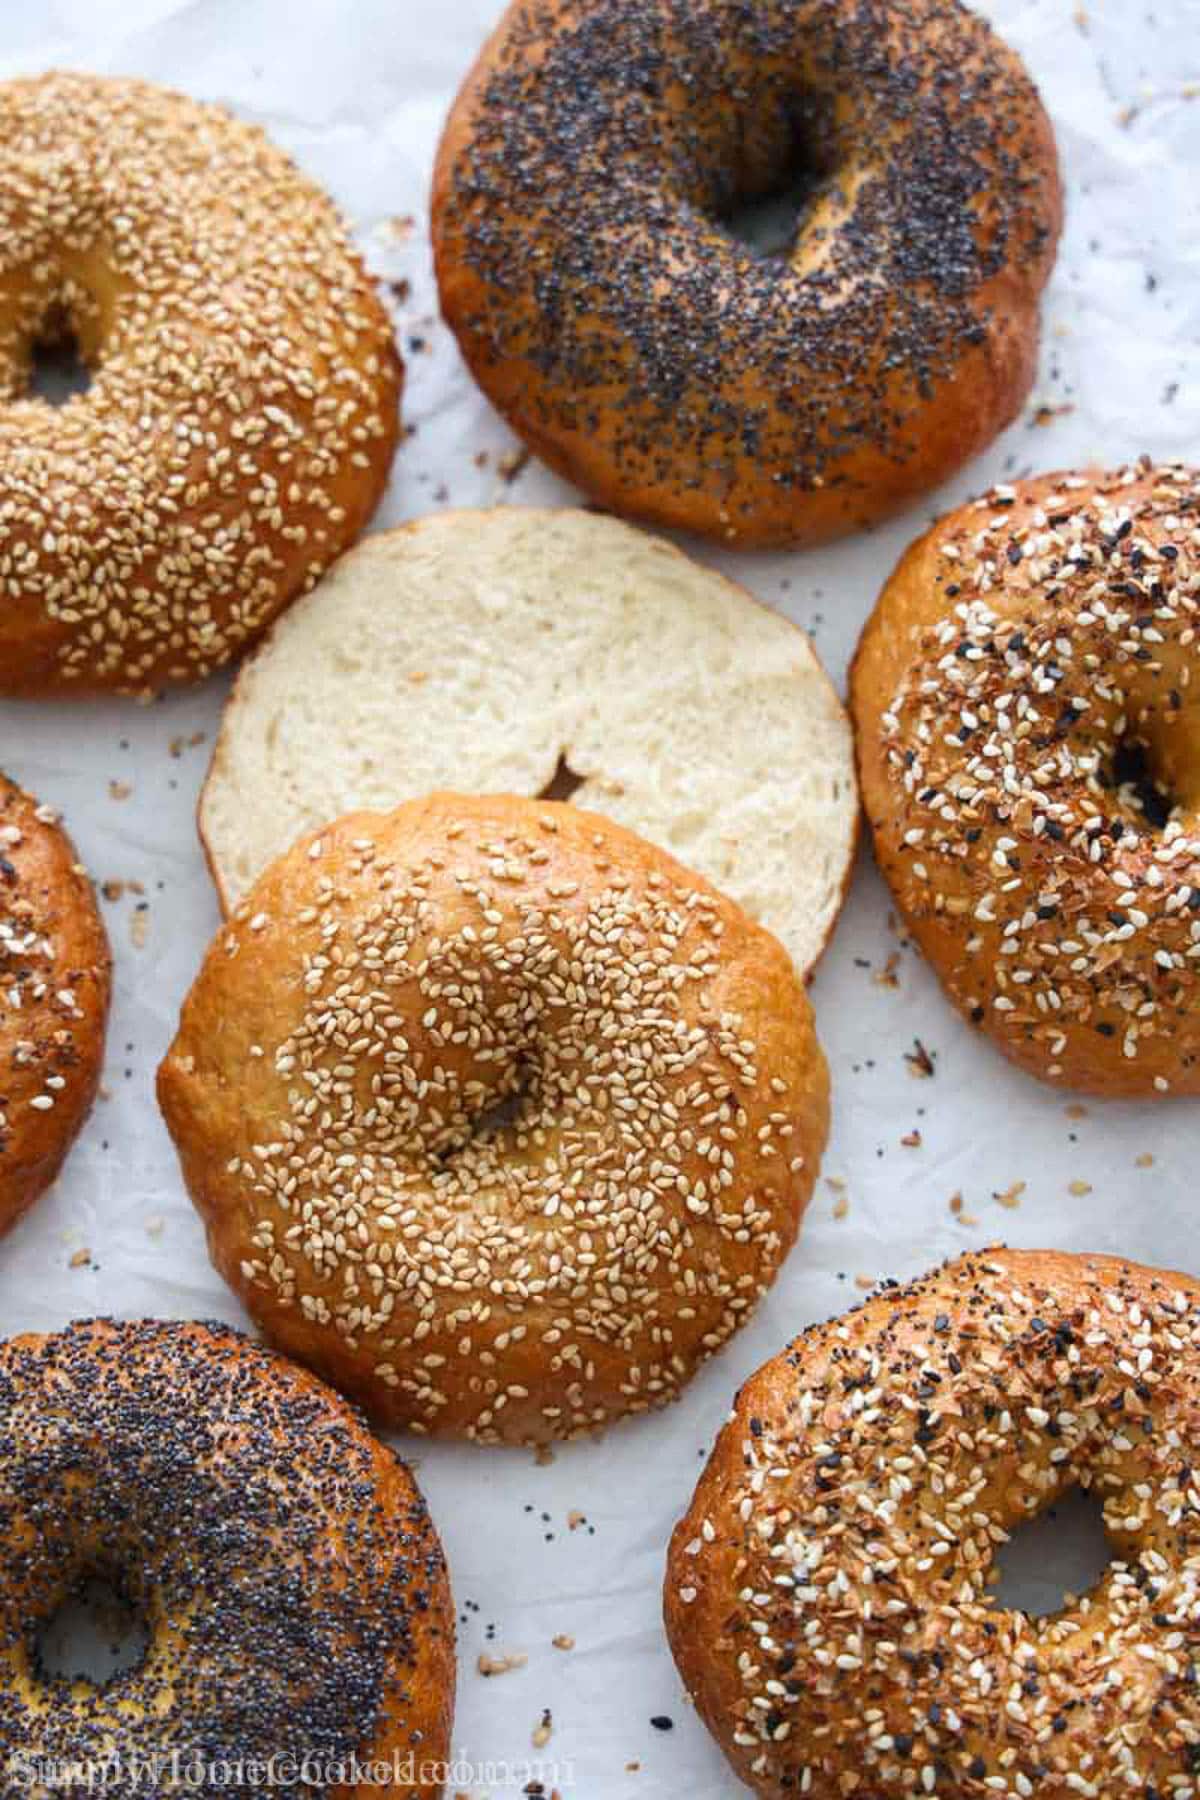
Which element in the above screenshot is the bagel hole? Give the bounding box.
[1104,734,1178,832]
[989,1486,1112,1619]
[719,165,826,260]
[471,1085,527,1136]
[35,1575,150,1687]
[435,1061,536,1160]
[711,113,833,262]
[538,752,586,804]
[27,306,92,406]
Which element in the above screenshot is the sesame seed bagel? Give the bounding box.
[0,72,400,697]
[666,1246,1200,1800]
[157,793,829,1447]
[431,0,1061,549]
[0,1318,455,1798]
[0,773,109,1233]
[852,463,1200,1096]
[198,507,859,975]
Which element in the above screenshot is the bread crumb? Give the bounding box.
[1030,402,1075,427]
[552,1634,575,1651]
[874,952,901,988]
[950,1192,981,1225]
[477,1650,527,1677]
[994,1180,1026,1210]
[497,447,531,484]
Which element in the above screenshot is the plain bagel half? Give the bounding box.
[199,507,858,976]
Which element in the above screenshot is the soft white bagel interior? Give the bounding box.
[201,507,858,973]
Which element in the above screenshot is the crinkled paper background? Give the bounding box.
[0,0,1197,1791]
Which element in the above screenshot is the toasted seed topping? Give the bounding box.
[436,0,1058,535]
[868,461,1200,1089]
[671,1248,1200,1797]
[0,72,399,695]
[0,773,108,1216]
[162,799,825,1445]
[0,1318,452,1792]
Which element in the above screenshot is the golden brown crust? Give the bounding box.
[0,773,109,1232]
[851,461,1200,1096]
[0,1317,455,1797]
[159,793,830,1445]
[0,72,401,697]
[431,0,1061,548]
[666,1246,1200,1799]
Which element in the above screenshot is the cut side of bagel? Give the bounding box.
[200,508,858,974]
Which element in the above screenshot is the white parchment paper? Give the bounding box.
[0,0,1198,1791]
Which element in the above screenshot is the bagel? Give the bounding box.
[666,1246,1200,1800]
[0,773,109,1233]
[852,461,1200,1097]
[158,793,830,1446]
[431,0,1062,548]
[0,1317,454,1797]
[0,72,400,697]
[198,508,859,974]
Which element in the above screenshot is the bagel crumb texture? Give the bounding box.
[852,461,1200,1096]
[0,774,109,1234]
[666,1247,1200,1799]
[432,0,1061,546]
[0,72,400,696]
[0,1318,455,1796]
[197,505,860,974]
[158,794,829,1446]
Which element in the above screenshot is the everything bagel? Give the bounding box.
[667,1247,1200,1799]
[0,773,109,1232]
[852,462,1200,1096]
